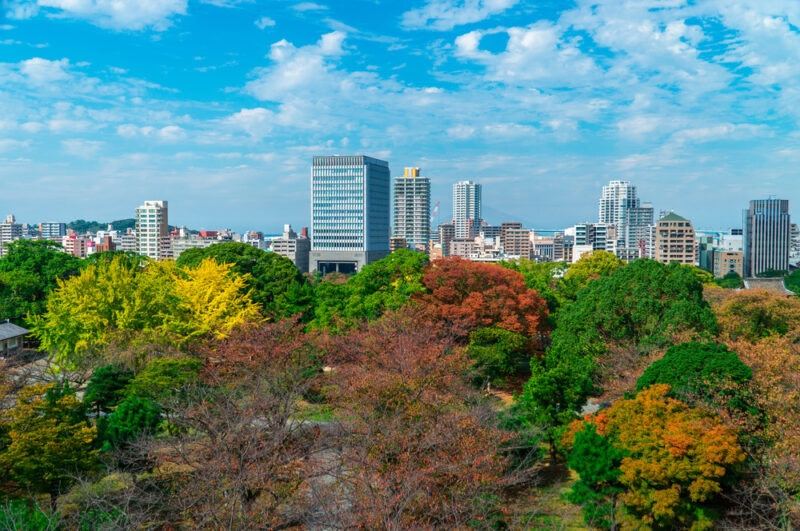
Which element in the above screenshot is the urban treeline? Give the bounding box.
[1,240,800,529]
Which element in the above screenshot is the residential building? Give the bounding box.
[713,251,744,278]
[599,180,638,227]
[0,215,22,258]
[116,230,137,253]
[449,238,479,259]
[743,199,791,277]
[62,235,89,258]
[96,236,116,253]
[500,222,522,250]
[791,223,800,266]
[40,222,66,240]
[171,237,216,260]
[393,167,430,251]
[453,180,482,238]
[654,212,697,265]
[135,200,169,261]
[503,227,531,258]
[572,222,614,253]
[479,223,501,241]
[437,223,455,257]
[553,233,574,263]
[310,155,390,274]
[621,203,654,258]
[271,224,311,273]
[389,237,407,253]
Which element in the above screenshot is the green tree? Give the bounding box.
[714,271,744,289]
[548,259,717,368]
[467,326,529,386]
[176,242,311,319]
[783,269,800,295]
[126,357,202,399]
[97,396,161,450]
[518,355,595,456]
[84,365,133,416]
[756,268,787,278]
[563,250,624,288]
[637,342,752,395]
[0,384,99,510]
[0,240,83,327]
[567,423,625,530]
[501,259,567,321]
[311,249,429,331]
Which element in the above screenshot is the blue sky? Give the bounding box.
[1,0,799,232]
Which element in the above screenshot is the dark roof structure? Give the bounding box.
[0,322,30,341]
[744,278,795,296]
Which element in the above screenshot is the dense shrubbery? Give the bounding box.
[1,247,799,528]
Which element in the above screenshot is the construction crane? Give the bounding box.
[430,201,440,226]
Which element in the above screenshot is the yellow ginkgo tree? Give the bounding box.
[32,256,262,368]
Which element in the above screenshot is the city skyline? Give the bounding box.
[2,1,800,231]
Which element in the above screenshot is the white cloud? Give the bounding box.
[0,139,31,152]
[116,123,185,142]
[455,23,599,87]
[401,0,516,31]
[245,31,345,102]
[224,108,274,139]
[158,125,185,142]
[12,0,188,31]
[19,57,70,84]
[62,138,103,158]
[292,2,326,12]
[254,16,275,29]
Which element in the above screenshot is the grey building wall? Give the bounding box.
[743,199,791,277]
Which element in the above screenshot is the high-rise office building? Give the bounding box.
[0,215,23,258]
[654,212,697,265]
[310,155,390,274]
[453,180,482,238]
[40,222,66,240]
[135,200,169,261]
[623,203,654,258]
[743,199,791,277]
[393,167,430,252]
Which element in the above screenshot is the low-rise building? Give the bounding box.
[271,225,311,273]
[713,250,744,278]
[0,321,29,358]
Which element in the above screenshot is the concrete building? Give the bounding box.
[171,237,215,260]
[654,212,697,265]
[622,203,654,258]
[437,223,455,257]
[135,200,169,261]
[40,222,66,240]
[713,251,744,278]
[0,215,22,258]
[532,234,555,262]
[389,237,407,253]
[95,236,116,253]
[743,199,791,277]
[503,227,531,258]
[310,155,390,274]
[453,180,482,238]
[272,224,311,273]
[479,224,501,241]
[393,167,430,251]
[553,233,574,263]
[572,222,615,253]
[599,180,637,227]
[62,234,89,258]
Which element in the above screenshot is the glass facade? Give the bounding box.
[311,155,390,253]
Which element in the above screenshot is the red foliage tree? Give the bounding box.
[416,257,549,346]
[318,308,525,528]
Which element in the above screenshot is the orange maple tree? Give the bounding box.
[416,257,549,345]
